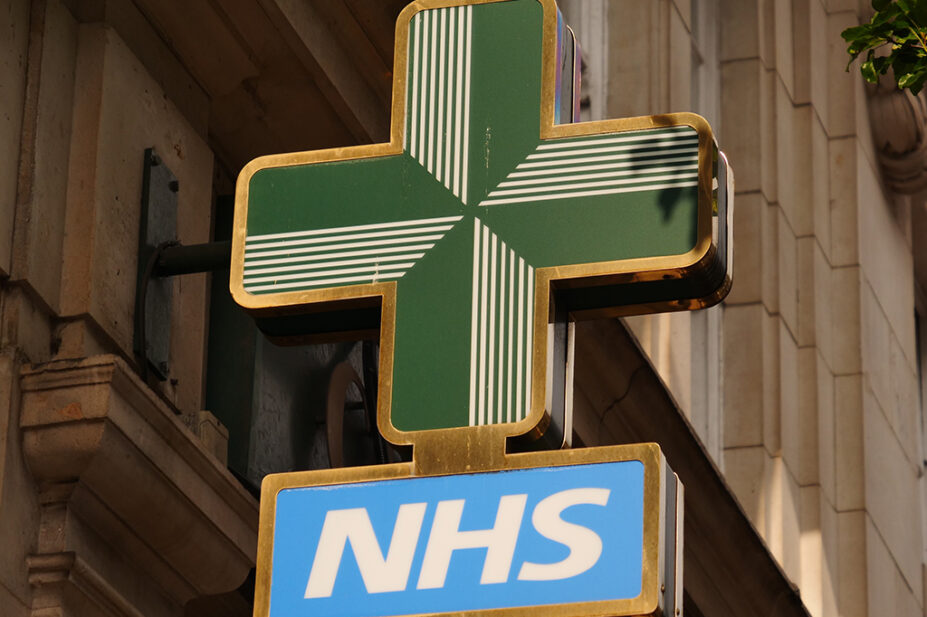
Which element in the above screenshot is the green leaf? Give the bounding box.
[861,59,880,81]
[873,0,893,10]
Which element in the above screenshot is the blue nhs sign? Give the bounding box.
[268,461,646,617]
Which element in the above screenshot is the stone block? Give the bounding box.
[836,509,867,617]
[723,304,765,447]
[779,323,800,473]
[813,243,834,369]
[0,352,39,608]
[860,279,891,415]
[797,237,816,346]
[765,456,802,585]
[819,497,839,617]
[812,116,831,255]
[834,374,863,510]
[828,137,858,267]
[763,311,782,456]
[863,391,923,601]
[866,515,923,617]
[776,98,815,237]
[722,445,768,530]
[668,8,692,115]
[888,333,920,468]
[775,0,795,100]
[783,346,819,486]
[778,208,799,338]
[14,0,79,312]
[0,0,30,278]
[720,0,758,61]
[721,59,763,193]
[792,0,811,104]
[826,11,860,138]
[800,485,824,617]
[857,152,917,364]
[761,67,779,203]
[830,266,861,376]
[19,355,259,611]
[809,1,828,131]
[192,410,230,467]
[672,0,691,31]
[763,200,780,315]
[726,192,763,305]
[817,355,836,506]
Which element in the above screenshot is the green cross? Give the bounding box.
[231,0,730,442]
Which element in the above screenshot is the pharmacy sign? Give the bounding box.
[231,0,731,616]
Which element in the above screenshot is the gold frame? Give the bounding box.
[253,443,667,617]
[230,0,722,455]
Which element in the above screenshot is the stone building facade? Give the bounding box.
[0,0,923,616]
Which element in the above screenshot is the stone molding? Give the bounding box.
[866,75,927,194]
[19,354,258,616]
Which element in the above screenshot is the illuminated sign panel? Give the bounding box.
[259,445,682,617]
[234,1,731,616]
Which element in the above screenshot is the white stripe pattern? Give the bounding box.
[468,219,534,426]
[243,216,463,294]
[479,126,700,206]
[407,6,473,204]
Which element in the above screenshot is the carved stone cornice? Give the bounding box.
[19,355,258,616]
[866,74,927,194]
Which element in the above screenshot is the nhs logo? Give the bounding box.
[267,461,648,617]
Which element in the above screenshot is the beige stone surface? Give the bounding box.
[826,11,859,138]
[817,354,837,506]
[0,0,30,278]
[59,25,213,412]
[862,390,923,602]
[820,497,839,617]
[780,322,800,474]
[860,279,892,417]
[783,346,819,486]
[866,515,923,617]
[0,351,39,609]
[777,100,815,237]
[830,266,862,376]
[834,374,864,511]
[668,7,691,112]
[828,137,859,267]
[792,0,811,105]
[809,1,829,132]
[19,355,259,612]
[763,311,782,456]
[722,303,765,447]
[766,456,802,585]
[811,117,831,257]
[797,237,817,346]
[726,192,763,305]
[13,0,79,312]
[800,485,824,617]
[778,208,799,338]
[814,242,834,370]
[763,200,780,315]
[887,334,920,468]
[857,153,917,366]
[774,0,795,101]
[719,0,758,61]
[722,445,768,530]
[721,59,763,193]
[0,581,28,617]
[836,509,867,617]
[761,67,779,203]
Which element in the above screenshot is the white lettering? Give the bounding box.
[517,488,610,581]
[416,494,528,589]
[304,503,427,598]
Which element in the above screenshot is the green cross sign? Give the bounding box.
[231,0,732,446]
